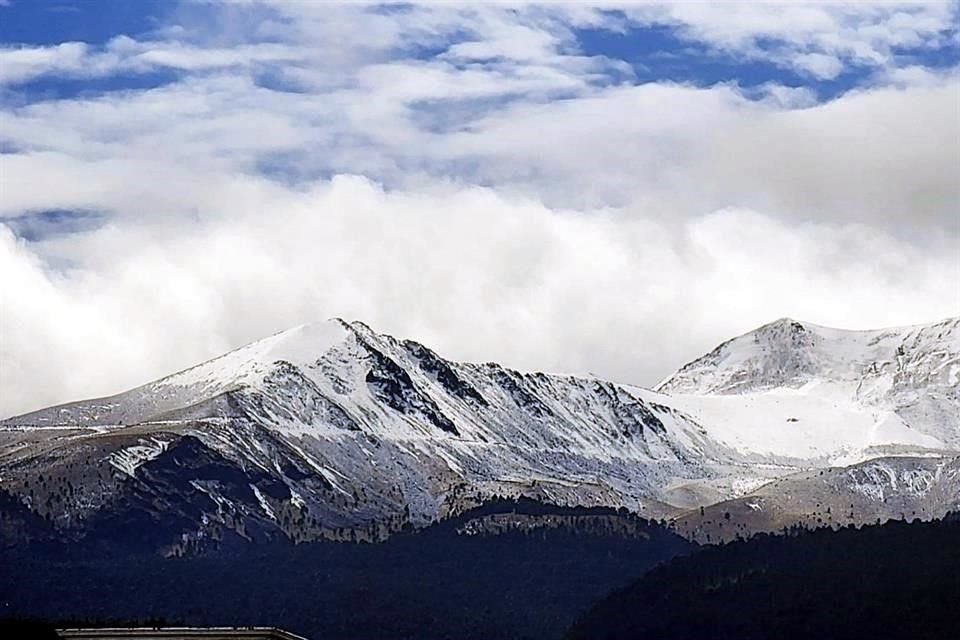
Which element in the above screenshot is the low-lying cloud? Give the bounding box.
[2,175,957,418]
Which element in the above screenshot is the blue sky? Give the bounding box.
[0,0,172,45]
[1,0,177,101]
[0,1,958,416]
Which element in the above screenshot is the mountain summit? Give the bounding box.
[658,317,959,396]
[657,317,960,449]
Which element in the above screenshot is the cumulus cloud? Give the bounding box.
[0,0,958,417]
[616,1,959,75]
[3,65,956,228]
[0,42,91,85]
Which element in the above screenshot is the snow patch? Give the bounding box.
[109,437,170,476]
[662,383,942,461]
[250,484,276,520]
[289,487,305,509]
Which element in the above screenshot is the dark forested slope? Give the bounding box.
[569,515,960,640]
[1,499,692,640]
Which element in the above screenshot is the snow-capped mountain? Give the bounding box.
[1,317,956,551]
[655,317,960,459]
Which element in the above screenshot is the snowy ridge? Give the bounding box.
[2,320,355,429]
[1,319,728,545]
[657,317,959,396]
[1,316,957,549]
[656,317,960,453]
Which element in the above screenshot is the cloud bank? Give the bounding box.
[2,174,956,417]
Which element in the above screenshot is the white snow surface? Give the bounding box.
[2,319,356,429]
[250,484,277,520]
[655,317,960,453]
[164,320,351,390]
[653,383,941,463]
[658,317,959,396]
[108,437,172,476]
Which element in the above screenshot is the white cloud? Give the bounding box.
[0,36,308,87]
[616,1,959,75]
[2,177,957,418]
[0,42,91,85]
[426,78,960,228]
[793,52,844,79]
[4,63,955,228]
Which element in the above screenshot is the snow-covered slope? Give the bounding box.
[4,320,353,429]
[655,317,960,458]
[1,316,956,551]
[657,318,959,396]
[0,319,731,551]
[6,318,719,466]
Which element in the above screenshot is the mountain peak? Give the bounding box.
[767,316,803,327]
[762,317,807,331]
[656,316,959,397]
[751,317,817,345]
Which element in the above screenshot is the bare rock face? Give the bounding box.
[1,316,957,552]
